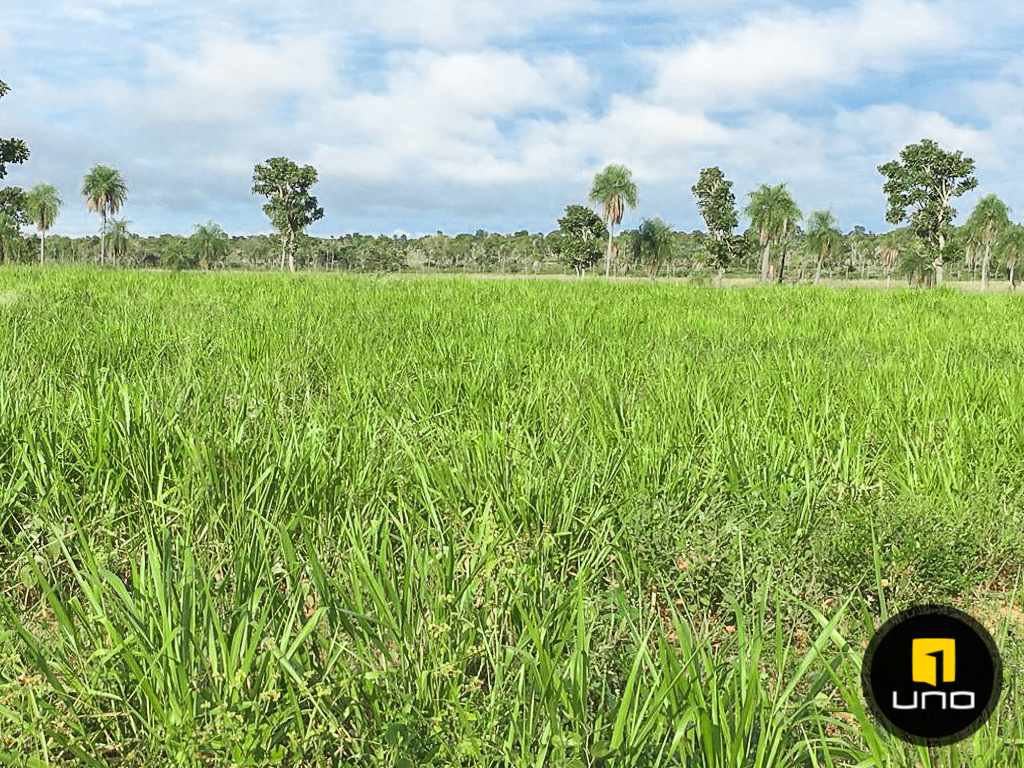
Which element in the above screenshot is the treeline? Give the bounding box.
[3,77,1023,287]
[3,224,1017,286]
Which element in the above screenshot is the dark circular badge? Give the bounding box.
[862,605,1002,746]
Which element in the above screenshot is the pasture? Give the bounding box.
[1,267,1023,766]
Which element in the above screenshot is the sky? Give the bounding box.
[4,0,1024,237]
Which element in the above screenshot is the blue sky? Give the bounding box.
[4,0,1024,237]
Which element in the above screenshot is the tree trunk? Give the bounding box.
[759,241,772,282]
[1010,264,1016,290]
[982,243,991,291]
[100,211,107,265]
[288,233,295,273]
[40,230,45,264]
[933,232,946,287]
[715,266,724,288]
[886,274,892,290]
[777,249,787,283]
[605,224,614,278]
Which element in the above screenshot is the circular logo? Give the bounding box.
[862,605,1002,746]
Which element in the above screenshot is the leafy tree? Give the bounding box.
[804,210,842,284]
[746,184,801,282]
[589,164,638,278]
[0,213,23,263]
[108,219,132,266]
[24,184,62,263]
[692,167,739,283]
[0,80,29,182]
[878,139,978,286]
[162,239,197,270]
[191,221,230,269]
[1,81,30,227]
[964,194,1010,291]
[999,223,1024,290]
[82,165,128,265]
[252,157,324,272]
[557,204,607,277]
[636,217,676,280]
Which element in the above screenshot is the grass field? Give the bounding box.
[2,267,1024,766]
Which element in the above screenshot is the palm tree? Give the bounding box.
[108,219,132,266]
[81,165,128,265]
[804,210,842,284]
[636,218,675,280]
[24,184,62,264]
[965,194,1010,291]
[191,221,230,269]
[999,224,1024,290]
[746,184,801,282]
[589,164,638,278]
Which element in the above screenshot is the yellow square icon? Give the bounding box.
[912,638,956,686]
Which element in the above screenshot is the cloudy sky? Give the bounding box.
[4,0,1024,237]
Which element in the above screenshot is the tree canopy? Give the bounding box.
[556,204,607,277]
[82,165,128,264]
[589,164,638,277]
[746,184,801,282]
[635,217,676,280]
[25,184,63,263]
[191,221,231,269]
[0,80,30,182]
[692,166,739,273]
[252,157,324,272]
[878,138,977,284]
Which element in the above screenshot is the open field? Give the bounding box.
[2,267,1024,766]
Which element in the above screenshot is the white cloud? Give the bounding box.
[141,32,340,122]
[649,0,959,108]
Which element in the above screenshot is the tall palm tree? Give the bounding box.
[191,221,230,269]
[24,184,62,264]
[965,194,1010,291]
[589,164,638,278]
[746,184,801,282]
[804,210,842,284]
[81,165,128,265]
[999,223,1024,290]
[108,219,132,266]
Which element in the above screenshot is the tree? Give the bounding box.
[108,219,132,266]
[999,224,1024,290]
[556,204,607,277]
[81,165,128,265]
[746,184,801,282]
[589,164,638,278]
[1,81,30,229]
[24,184,62,263]
[878,139,978,286]
[0,213,22,263]
[636,217,676,280]
[692,167,739,284]
[804,210,842,284]
[252,157,324,272]
[191,221,230,269]
[0,81,29,182]
[876,232,903,289]
[964,194,1010,291]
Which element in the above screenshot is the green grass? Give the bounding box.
[1,266,1023,766]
